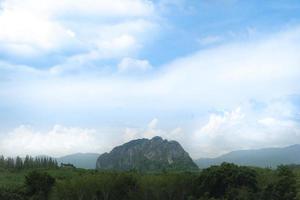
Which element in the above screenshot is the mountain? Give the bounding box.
[57,153,100,169]
[96,136,198,171]
[196,144,300,168]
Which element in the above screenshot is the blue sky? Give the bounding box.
[0,0,300,158]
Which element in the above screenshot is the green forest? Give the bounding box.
[0,156,299,200]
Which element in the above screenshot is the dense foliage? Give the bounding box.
[0,163,299,200]
[195,163,258,199]
[25,171,56,200]
[0,155,58,170]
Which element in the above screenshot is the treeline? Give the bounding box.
[0,155,58,170]
[0,163,299,200]
[52,163,299,200]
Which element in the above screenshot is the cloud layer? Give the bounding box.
[0,125,103,157]
[0,0,158,69]
[0,96,299,158]
[2,26,299,110]
[0,0,300,158]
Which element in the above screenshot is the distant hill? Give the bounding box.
[57,153,100,169]
[96,136,198,171]
[195,144,300,168]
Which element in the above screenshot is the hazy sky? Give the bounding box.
[0,0,300,158]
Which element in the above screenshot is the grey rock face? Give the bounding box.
[96,136,198,171]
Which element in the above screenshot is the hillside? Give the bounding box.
[196,144,300,168]
[96,136,198,171]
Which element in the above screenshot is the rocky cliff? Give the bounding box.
[96,136,198,171]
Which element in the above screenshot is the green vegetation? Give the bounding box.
[25,171,55,200]
[0,163,299,200]
[0,155,58,170]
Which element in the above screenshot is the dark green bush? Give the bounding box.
[25,170,55,200]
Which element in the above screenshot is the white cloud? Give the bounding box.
[0,0,158,61]
[258,117,278,126]
[199,107,244,135]
[1,25,300,158]
[197,35,222,45]
[30,24,300,112]
[147,118,159,129]
[150,26,300,108]
[0,125,102,157]
[122,118,185,143]
[192,101,300,158]
[193,107,246,157]
[1,96,299,159]
[156,0,190,14]
[1,122,185,157]
[118,57,152,73]
[0,60,43,76]
[0,8,75,56]
[123,127,140,142]
[122,118,163,141]
[1,25,300,123]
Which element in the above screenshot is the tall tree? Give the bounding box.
[0,155,5,168]
[15,156,23,170]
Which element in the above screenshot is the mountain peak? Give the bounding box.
[96,137,198,171]
[151,136,163,141]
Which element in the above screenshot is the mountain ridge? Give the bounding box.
[196,144,300,168]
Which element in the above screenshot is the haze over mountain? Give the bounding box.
[35,143,300,170]
[57,153,100,169]
[196,144,300,168]
[97,136,198,171]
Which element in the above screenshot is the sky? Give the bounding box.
[0,0,300,158]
